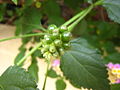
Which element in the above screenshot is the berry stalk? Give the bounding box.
[0,33,47,42]
[16,42,42,66]
[62,0,104,31]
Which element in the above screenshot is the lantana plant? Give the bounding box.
[0,0,120,90]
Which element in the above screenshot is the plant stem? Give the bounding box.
[0,33,47,42]
[62,9,88,26]
[94,0,104,6]
[68,5,94,31]
[42,61,50,90]
[64,0,104,31]
[16,42,42,66]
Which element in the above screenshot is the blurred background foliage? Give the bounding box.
[0,0,120,68]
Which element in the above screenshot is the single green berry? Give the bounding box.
[59,48,64,55]
[43,52,48,57]
[52,32,60,39]
[54,39,62,46]
[49,46,56,53]
[62,31,72,42]
[48,24,57,33]
[52,28,59,33]
[44,35,52,44]
[41,48,46,54]
[43,45,49,51]
[59,26,67,33]
[63,43,70,49]
[47,53,52,59]
[53,52,59,58]
[44,35,50,39]
[43,52,51,59]
[45,38,52,44]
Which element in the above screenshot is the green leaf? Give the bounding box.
[32,49,43,58]
[0,66,38,90]
[60,38,110,90]
[56,79,66,90]
[97,21,119,40]
[24,0,34,7]
[14,48,26,66]
[49,16,65,26]
[28,57,39,82]
[102,41,116,54]
[12,0,18,5]
[16,7,42,34]
[104,53,120,64]
[111,84,120,90]
[43,0,60,17]
[15,7,42,44]
[48,68,58,78]
[72,20,88,36]
[103,0,120,24]
[43,0,65,25]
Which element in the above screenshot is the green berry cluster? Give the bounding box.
[40,24,72,59]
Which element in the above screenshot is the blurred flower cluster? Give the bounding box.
[106,62,120,84]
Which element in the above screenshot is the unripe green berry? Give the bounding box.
[52,32,60,39]
[44,35,52,44]
[45,38,52,44]
[43,45,49,50]
[47,53,52,60]
[54,39,62,46]
[43,52,49,57]
[49,46,56,53]
[62,31,72,42]
[59,26,67,33]
[48,24,57,33]
[43,52,51,59]
[59,48,64,55]
[63,43,70,49]
[41,48,46,54]
[53,52,59,58]
[52,28,59,33]
[41,40,46,47]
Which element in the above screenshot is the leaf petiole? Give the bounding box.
[16,42,42,66]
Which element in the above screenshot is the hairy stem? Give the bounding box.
[0,33,47,42]
[16,42,42,66]
[42,61,50,90]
